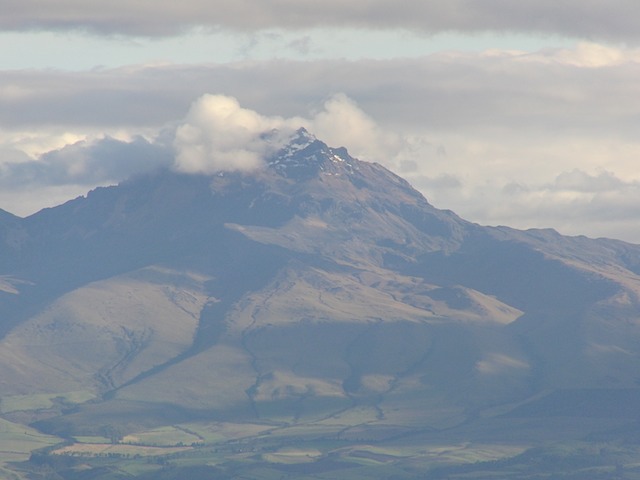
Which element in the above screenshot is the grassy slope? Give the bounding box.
[0,417,60,476]
[0,266,209,398]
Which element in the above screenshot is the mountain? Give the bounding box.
[4,128,640,478]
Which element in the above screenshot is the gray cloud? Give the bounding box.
[411,174,462,190]
[551,169,628,193]
[0,67,191,129]
[0,136,172,188]
[428,170,640,242]
[3,46,640,136]
[2,1,640,42]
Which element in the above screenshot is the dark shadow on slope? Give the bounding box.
[102,233,356,399]
[0,170,301,341]
[504,388,640,419]
[31,399,235,438]
[102,230,295,397]
[389,234,618,316]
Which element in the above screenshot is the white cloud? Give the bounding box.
[173,94,301,174]
[308,93,404,164]
[523,42,638,68]
[0,129,89,159]
[173,93,407,174]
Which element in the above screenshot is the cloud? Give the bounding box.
[551,169,626,193]
[173,93,405,174]
[0,67,190,130]
[0,135,172,188]
[0,91,407,201]
[173,94,296,173]
[410,173,462,190]
[3,1,640,43]
[0,134,173,216]
[513,170,640,229]
[308,93,404,164]
[5,43,640,141]
[524,43,637,68]
[430,169,640,242]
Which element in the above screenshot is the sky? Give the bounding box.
[2,1,640,242]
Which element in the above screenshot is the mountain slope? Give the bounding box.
[2,129,640,444]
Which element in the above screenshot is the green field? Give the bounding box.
[121,425,203,446]
[4,387,640,480]
[11,407,640,480]
[0,417,60,476]
[0,391,95,414]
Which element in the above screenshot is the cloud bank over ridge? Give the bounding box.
[0,93,400,194]
[173,93,403,174]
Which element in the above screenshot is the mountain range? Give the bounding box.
[2,128,640,479]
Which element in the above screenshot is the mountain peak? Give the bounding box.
[265,127,317,161]
[267,127,358,180]
[288,126,317,149]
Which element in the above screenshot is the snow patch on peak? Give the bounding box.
[270,128,318,163]
[292,127,317,146]
[263,128,363,181]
